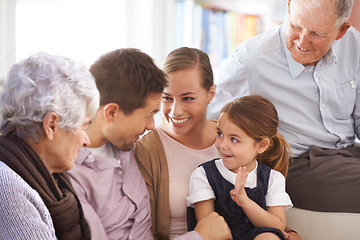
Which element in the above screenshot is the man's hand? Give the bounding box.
[283,230,302,240]
[194,212,232,240]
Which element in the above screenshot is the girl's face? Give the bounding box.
[161,67,215,136]
[215,113,267,173]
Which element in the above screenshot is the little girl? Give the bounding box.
[187,95,293,240]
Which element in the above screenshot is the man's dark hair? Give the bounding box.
[90,48,168,114]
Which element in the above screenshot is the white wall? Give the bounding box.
[7,0,172,71]
[0,0,16,82]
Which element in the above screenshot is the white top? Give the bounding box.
[187,159,293,210]
[157,128,220,239]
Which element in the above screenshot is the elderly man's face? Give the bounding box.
[286,0,349,66]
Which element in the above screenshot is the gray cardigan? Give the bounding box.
[0,161,57,240]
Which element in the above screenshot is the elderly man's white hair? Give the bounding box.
[289,0,354,27]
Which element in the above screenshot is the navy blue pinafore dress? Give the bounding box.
[187,159,285,240]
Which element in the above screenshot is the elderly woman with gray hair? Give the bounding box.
[0,52,99,239]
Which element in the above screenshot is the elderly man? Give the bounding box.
[208,0,360,215]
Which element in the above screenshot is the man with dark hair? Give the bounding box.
[69,48,232,240]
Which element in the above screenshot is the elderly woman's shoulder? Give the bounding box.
[0,161,31,191]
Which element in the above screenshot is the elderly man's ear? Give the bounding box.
[336,22,351,40]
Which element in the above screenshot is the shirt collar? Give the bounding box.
[75,143,135,171]
[76,147,91,165]
[216,159,258,188]
[280,22,337,79]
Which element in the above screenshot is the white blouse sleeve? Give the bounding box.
[266,169,293,209]
[186,166,215,207]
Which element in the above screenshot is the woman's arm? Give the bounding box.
[135,140,159,238]
[0,167,57,240]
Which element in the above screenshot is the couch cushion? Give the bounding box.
[286,207,360,240]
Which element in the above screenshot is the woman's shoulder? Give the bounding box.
[0,161,47,209]
[138,129,161,144]
[135,129,165,163]
[136,129,163,152]
[0,161,25,187]
[0,162,57,239]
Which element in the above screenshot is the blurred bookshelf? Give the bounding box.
[172,0,287,68]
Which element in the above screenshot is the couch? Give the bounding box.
[286,207,360,240]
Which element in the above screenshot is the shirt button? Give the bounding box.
[321,102,325,108]
[118,170,123,175]
[87,154,94,162]
[351,80,356,88]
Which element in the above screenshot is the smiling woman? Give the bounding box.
[135,47,219,240]
[0,52,99,239]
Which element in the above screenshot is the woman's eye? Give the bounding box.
[217,131,223,137]
[184,97,194,101]
[231,137,239,143]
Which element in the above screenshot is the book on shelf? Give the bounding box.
[174,1,263,67]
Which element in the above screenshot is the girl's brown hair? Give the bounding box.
[221,95,292,177]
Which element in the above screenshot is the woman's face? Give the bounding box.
[46,114,91,173]
[161,67,214,136]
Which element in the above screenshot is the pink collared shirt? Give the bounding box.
[68,143,153,240]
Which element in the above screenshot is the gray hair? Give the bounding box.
[335,0,354,27]
[290,0,353,27]
[0,52,100,142]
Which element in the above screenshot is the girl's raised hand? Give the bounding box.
[230,166,250,207]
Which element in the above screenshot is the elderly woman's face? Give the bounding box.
[46,114,91,173]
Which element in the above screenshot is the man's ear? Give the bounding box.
[336,21,351,40]
[42,112,59,140]
[257,138,270,154]
[103,103,122,123]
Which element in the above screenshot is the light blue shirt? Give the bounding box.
[208,23,360,157]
